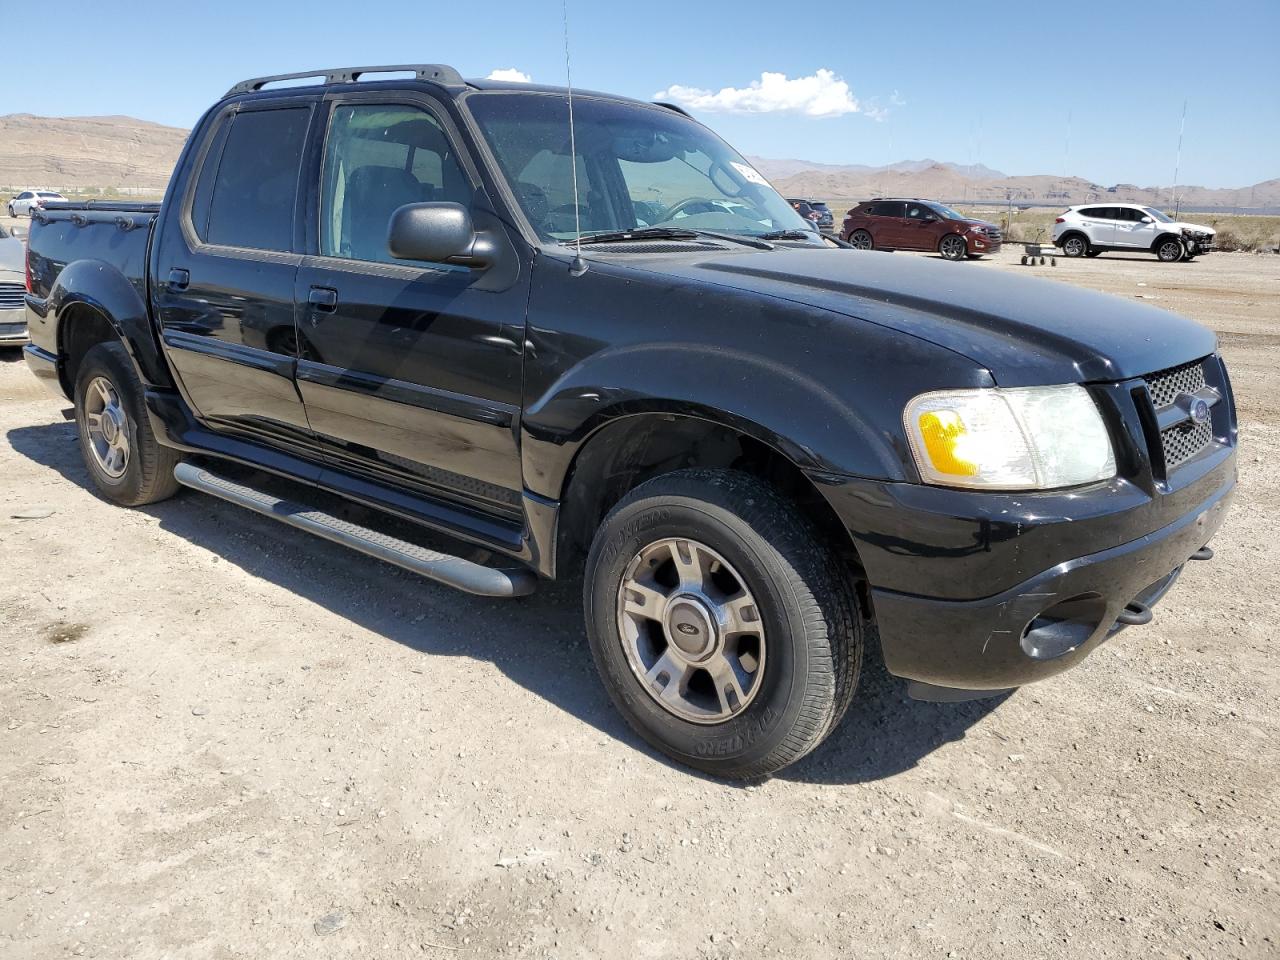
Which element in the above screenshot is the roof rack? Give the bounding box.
[652,101,691,117]
[224,64,464,98]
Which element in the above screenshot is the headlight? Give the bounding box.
[904,385,1116,490]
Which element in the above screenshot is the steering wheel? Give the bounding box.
[660,197,720,222]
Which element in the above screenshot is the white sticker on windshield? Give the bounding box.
[730,162,769,186]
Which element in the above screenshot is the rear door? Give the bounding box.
[870,201,907,246]
[292,92,528,518]
[152,97,316,454]
[1078,206,1116,246]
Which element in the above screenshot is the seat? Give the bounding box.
[341,164,430,263]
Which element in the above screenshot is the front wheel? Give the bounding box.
[1156,238,1185,262]
[74,341,182,506]
[847,229,874,250]
[938,234,967,261]
[584,470,862,779]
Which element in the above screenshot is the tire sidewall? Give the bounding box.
[939,234,966,260]
[1157,239,1183,262]
[1063,235,1087,257]
[585,496,817,773]
[850,229,873,250]
[74,342,148,504]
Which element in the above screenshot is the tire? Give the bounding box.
[73,341,181,506]
[938,234,967,261]
[848,229,874,250]
[584,469,863,779]
[1061,233,1089,258]
[1156,237,1185,262]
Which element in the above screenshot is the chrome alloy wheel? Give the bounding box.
[1063,236,1086,257]
[940,235,967,260]
[616,538,766,724]
[849,230,873,250]
[83,375,131,478]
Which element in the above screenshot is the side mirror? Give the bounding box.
[1140,216,1154,224]
[387,202,494,267]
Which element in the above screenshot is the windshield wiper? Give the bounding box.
[573,227,700,245]
[757,229,820,241]
[569,227,774,250]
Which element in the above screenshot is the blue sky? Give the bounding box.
[4,0,1277,187]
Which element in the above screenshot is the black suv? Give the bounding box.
[788,197,835,232]
[22,64,1235,778]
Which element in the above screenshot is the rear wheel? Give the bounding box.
[939,234,967,261]
[74,341,181,506]
[848,229,874,250]
[1156,237,1185,262]
[584,469,862,779]
[1061,234,1089,258]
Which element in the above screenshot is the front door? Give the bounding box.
[1112,206,1159,248]
[901,201,939,251]
[293,95,528,518]
[153,98,316,452]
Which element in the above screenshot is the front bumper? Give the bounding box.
[869,473,1233,691]
[967,234,1002,255]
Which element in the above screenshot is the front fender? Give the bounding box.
[43,258,171,389]
[520,340,906,502]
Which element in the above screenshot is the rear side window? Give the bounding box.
[1080,206,1112,219]
[871,201,905,217]
[205,108,310,251]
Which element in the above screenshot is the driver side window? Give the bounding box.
[905,203,932,220]
[320,103,471,264]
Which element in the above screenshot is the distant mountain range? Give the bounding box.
[750,155,1280,211]
[1,114,1275,212]
[0,114,187,192]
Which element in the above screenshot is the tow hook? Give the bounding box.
[1117,601,1154,627]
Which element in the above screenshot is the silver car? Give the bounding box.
[0,222,28,346]
[8,190,66,218]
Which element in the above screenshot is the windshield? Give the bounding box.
[928,202,966,220]
[467,92,818,244]
[1142,207,1174,223]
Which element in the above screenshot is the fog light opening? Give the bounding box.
[1020,593,1107,661]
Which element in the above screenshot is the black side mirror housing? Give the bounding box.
[387,202,495,268]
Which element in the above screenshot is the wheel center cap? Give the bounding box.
[665,596,717,660]
[101,408,121,442]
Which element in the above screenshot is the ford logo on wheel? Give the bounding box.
[675,622,699,636]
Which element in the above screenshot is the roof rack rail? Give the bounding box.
[224,64,464,98]
[652,101,691,117]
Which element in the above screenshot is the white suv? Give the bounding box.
[7,190,66,218]
[1053,203,1215,262]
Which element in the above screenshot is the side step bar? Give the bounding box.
[173,463,536,598]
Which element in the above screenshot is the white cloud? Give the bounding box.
[653,69,860,118]
[486,68,533,83]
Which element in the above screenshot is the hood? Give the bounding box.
[1174,220,1215,235]
[619,247,1216,386]
[958,217,999,230]
[0,236,23,274]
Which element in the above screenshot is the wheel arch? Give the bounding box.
[1151,232,1183,253]
[548,407,869,585]
[46,259,173,397]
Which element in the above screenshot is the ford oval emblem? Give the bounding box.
[675,622,699,637]
[1190,398,1211,425]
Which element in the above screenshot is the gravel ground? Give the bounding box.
[1,240,1277,959]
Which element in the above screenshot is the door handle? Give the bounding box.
[308,286,338,313]
[167,268,190,291]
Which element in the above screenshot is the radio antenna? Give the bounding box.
[562,0,587,275]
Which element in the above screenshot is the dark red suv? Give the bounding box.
[842,199,1002,260]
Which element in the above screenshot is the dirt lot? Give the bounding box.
[2,238,1278,959]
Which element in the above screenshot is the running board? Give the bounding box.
[173,463,536,597]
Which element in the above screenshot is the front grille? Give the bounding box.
[1142,356,1215,473]
[1145,358,1207,408]
[0,281,25,310]
[1160,418,1213,469]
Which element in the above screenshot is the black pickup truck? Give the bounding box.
[23,64,1236,778]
